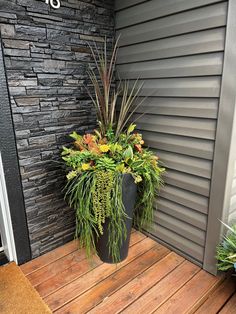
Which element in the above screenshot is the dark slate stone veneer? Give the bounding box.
[0,0,114,258]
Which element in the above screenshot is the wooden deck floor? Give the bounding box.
[20,230,236,313]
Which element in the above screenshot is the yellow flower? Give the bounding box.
[81,163,90,171]
[134,175,142,184]
[99,144,110,153]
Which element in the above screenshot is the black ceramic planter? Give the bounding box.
[95,174,137,263]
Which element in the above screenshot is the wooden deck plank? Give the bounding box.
[35,231,145,298]
[44,237,159,311]
[219,291,236,314]
[36,254,101,298]
[129,230,147,245]
[54,244,170,314]
[88,252,185,314]
[20,240,78,275]
[122,260,200,314]
[20,232,235,314]
[195,278,236,313]
[153,270,222,314]
[28,230,143,287]
[27,249,86,287]
[22,230,140,278]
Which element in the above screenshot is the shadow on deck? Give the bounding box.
[20,230,236,313]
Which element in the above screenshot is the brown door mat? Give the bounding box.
[0,262,52,314]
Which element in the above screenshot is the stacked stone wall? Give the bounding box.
[0,0,114,257]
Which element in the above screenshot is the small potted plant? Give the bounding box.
[62,39,165,263]
[216,221,236,275]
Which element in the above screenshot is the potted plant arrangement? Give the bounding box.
[216,221,236,275]
[61,39,165,263]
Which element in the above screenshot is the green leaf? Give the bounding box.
[70,131,82,141]
[61,146,72,156]
[127,124,136,135]
[123,145,133,161]
[131,160,145,169]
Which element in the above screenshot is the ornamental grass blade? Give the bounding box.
[220,219,236,236]
[87,38,119,135]
[87,37,147,137]
[116,80,145,137]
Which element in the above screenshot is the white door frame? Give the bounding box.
[0,152,17,263]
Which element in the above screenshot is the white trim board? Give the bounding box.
[0,152,17,263]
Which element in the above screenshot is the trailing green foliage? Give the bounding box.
[65,169,129,263]
[216,222,236,272]
[92,170,114,234]
[135,167,162,230]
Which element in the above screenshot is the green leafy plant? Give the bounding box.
[62,38,165,263]
[216,221,236,272]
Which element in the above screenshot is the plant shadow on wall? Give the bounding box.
[61,38,165,263]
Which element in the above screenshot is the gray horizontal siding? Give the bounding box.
[153,211,205,246]
[116,0,223,27]
[115,0,145,11]
[149,223,204,262]
[115,0,228,265]
[134,114,217,139]
[134,97,218,119]
[129,77,221,97]
[117,28,225,64]
[117,2,227,46]
[154,198,207,230]
[160,185,209,214]
[141,131,215,160]
[156,150,212,178]
[164,170,210,196]
[117,53,223,78]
